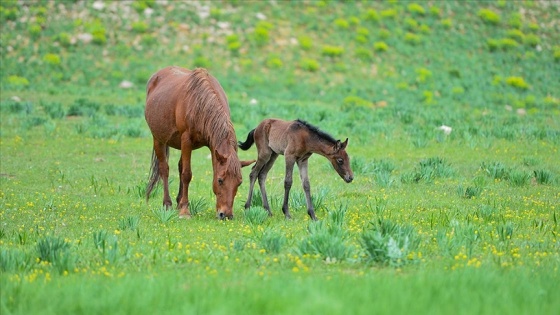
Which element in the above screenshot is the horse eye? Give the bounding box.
[218,178,224,185]
[337,158,343,165]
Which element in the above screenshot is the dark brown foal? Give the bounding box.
[239,119,353,220]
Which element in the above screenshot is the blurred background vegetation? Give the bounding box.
[1,0,559,145]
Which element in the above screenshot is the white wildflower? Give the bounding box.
[256,12,266,20]
[438,125,452,135]
[119,81,134,89]
[249,98,258,105]
[92,1,105,11]
[77,33,93,44]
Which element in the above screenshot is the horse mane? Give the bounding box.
[183,68,241,176]
[295,119,337,145]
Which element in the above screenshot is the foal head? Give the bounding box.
[212,149,254,220]
[327,138,354,183]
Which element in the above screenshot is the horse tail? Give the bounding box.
[238,129,255,151]
[146,146,169,201]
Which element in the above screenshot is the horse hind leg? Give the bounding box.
[257,153,278,216]
[245,149,272,212]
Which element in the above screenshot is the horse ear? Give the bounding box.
[214,149,227,165]
[240,160,256,168]
[340,138,348,150]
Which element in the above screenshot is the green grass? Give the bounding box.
[1,1,559,314]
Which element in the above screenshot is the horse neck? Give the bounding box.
[309,138,334,157]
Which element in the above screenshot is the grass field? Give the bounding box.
[1,1,559,314]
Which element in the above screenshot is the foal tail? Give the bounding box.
[238,129,255,151]
[146,146,169,201]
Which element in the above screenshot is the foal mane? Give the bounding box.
[295,119,337,145]
[183,68,241,176]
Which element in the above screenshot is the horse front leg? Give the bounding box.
[297,158,317,221]
[178,137,193,218]
[282,156,296,219]
[176,159,183,205]
[153,141,172,208]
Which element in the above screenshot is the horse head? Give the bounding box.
[328,138,354,183]
[213,149,255,219]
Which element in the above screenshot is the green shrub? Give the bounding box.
[298,35,313,50]
[508,13,522,29]
[363,9,379,22]
[321,45,344,57]
[380,8,397,19]
[118,216,140,231]
[505,76,529,90]
[373,41,388,52]
[408,3,425,15]
[533,169,554,185]
[430,6,441,16]
[57,32,72,47]
[508,170,531,186]
[0,6,18,21]
[244,206,269,225]
[355,47,373,61]
[500,38,519,50]
[478,8,501,25]
[266,56,283,69]
[404,18,419,31]
[334,18,349,29]
[252,27,269,46]
[151,207,177,224]
[0,249,34,273]
[441,18,453,29]
[298,206,350,261]
[42,101,66,119]
[481,162,510,180]
[506,29,524,42]
[404,32,422,45]
[361,219,420,266]
[260,229,286,254]
[43,53,61,66]
[36,236,70,264]
[131,21,149,33]
[6,75,30,87]
[342,95,372,110]
[28,23,42,38]
[300,58,320,72]
[227,41,241,53]
[523,34,540,47]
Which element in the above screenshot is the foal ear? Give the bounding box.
[240,160,256,167]
[334,138,348,152]
[340,138,348,150]
[214,149,228,165]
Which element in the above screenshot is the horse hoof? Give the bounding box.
[179,213,192,219]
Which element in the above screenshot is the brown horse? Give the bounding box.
[238,119,353,220]
[145,66,254,219]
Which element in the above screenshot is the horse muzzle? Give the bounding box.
[344,174,354,183]
[217,211,233,220]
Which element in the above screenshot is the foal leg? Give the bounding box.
[281,156,296,219]
[245,149,272,212]
[153,140,172,208]
[177,135,193,218]
[297,158,317,221]
[257,153,278,215]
